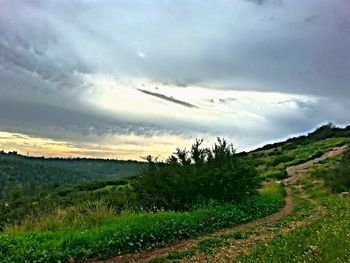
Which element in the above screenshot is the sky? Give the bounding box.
[0,0,349,160]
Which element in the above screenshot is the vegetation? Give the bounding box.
[236,197,350,263]
[305,151,350,193]
[0,123,350,262]
[0,189,284,262]
[0,153,144,229]
[236,156,350,263]
[134,138,260,210]
[248,136,350,180]
[252,122,350,152]
[150,180,286,263]
[151,142,350,263]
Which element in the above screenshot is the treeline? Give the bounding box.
[0,153,145,200]
[0,150,140,162]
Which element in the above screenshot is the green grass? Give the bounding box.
[236,154,350,263]
[150,232,251,263]
[0,188,284,263]
[2,134,348,262]
[236,196,350,263]
[153,149,348,263]
[272,192,314,229]
[196,238,230,254]
[5,201,115,233]
[149,180,284,263]
[255,137,350,179]
[154,183,312,263]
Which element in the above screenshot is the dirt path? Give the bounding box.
[87,146,348,263]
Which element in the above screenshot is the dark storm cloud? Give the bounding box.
[0,0,349,152]
[1,0,349,99]
[0,98,209,143]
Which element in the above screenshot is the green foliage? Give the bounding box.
[254,137,350,179]
[306,151,350,193]
[0,153,144,197]
[252,123,350,152]
[167,250,195,260]
[271,154,294,166]
[1,125,350,262]
[134,138,261,210]
[0,191,284,262]
[263,170,288,180]
[235,151,350,263]
[5,201,115,233]
[74,179,129,191]
[0,152,144,228]
[0,177,137,230]
[197,238,229,254]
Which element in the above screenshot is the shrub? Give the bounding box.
[133,138,261,210]
[317,151,350,192]
[272,155,294,166]
[268,170,288,180]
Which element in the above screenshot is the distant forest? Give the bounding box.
[0,153,146,228]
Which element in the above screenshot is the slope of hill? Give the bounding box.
[0,153,145,228]
[0,124,349,262]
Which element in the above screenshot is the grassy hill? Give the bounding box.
[0,154,145,229]
[0,123,349,262]
[233,151,350,263]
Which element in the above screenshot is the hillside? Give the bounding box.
[0,124,349,262]
[0,154,145,229]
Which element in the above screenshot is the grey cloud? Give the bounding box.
[245,0,282,6]
[338,22,350,34]
[274,99,315,110]
[0,0,349,154]
[137,89,198,108]
[304,15,320,23]
[1,0,350,100]
[0,98,208,143]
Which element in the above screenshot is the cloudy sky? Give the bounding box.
[0,0,349,159]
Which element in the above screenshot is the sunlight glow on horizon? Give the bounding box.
[0,131,197,160]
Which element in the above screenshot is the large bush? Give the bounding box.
[320,151,350,192]
[133,138,261,210]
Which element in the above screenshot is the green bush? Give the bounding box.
[260,169,288,180]
[133,139,261,210]
[311,151,350,193]
[271,155,294,166]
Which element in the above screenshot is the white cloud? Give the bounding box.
[138,52,145,58]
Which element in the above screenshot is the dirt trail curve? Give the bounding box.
[87,145,348,263]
